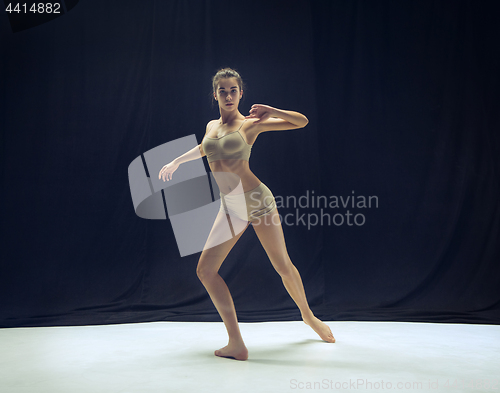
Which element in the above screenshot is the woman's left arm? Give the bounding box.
[245,104,309,132]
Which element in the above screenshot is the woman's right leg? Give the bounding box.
[197,211,250,360]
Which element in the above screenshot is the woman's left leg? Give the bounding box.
[252,208,335,343]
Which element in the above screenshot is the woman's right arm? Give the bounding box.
[159,144,205,182]
[159,122,212,182]
[173,144,206,165]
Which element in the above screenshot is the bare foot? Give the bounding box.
[214,341,248,361]
[303,316,336,343]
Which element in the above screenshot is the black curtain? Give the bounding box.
[1,0,498,327]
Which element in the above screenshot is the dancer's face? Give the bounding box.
[214,78,243,111]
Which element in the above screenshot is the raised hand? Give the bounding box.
[158,161,180,182]
[245,104,277,124]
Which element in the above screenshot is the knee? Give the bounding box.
[273,257,294,278]
[196,264,217,283]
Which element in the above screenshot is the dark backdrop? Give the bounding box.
[1,0,499,327]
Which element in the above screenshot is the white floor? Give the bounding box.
[0,321,499,393]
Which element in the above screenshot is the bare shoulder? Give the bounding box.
[206,119,218,131]
[204,119,219,137]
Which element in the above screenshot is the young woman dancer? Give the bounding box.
[159,68,335,360]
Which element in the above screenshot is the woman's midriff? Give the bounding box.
[209,159,261,194]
